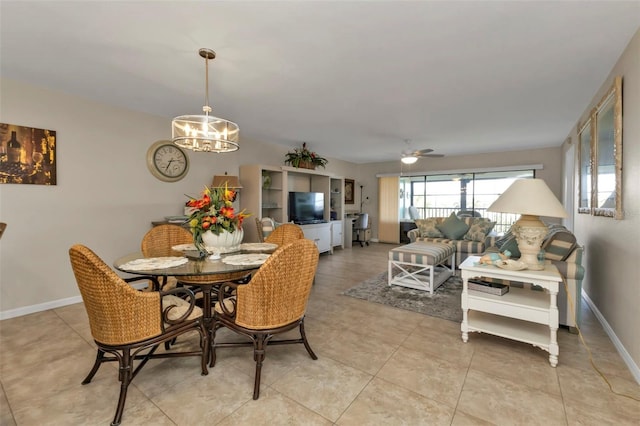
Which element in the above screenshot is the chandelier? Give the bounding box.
[172,48,239,152]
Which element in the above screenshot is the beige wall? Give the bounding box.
[566,29,640,372]
[0,78,356,315]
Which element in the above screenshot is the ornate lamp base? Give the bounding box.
[512,215,547,270]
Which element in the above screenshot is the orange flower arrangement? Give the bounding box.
[185,183,250,249]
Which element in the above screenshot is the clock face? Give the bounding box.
[146,141,189,182]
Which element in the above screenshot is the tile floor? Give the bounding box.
[1,243,638,425]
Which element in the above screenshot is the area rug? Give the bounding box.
[343,270,462,322]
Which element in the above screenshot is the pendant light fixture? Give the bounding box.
[172,48,239,152]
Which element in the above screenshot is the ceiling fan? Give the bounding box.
[401,139,444,164]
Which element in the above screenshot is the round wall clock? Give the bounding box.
[146,140,190,182]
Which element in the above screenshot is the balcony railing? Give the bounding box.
[414,207,517,235]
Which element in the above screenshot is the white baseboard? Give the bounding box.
[582,289,640,384]
[0,282,148,321]
[0,295,82,320]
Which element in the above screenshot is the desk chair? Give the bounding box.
[353,213,370,247]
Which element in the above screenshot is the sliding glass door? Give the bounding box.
[400,170,534,234]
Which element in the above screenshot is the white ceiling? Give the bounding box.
[1,1,638,164]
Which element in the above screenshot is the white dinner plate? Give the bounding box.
[119,257,188,271]
[222,254,270,266]
[240,243,278,252]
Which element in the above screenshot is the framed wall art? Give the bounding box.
[344,179,355,204]
[0,123,57,185]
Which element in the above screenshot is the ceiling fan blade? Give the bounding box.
[422,153,445,158]
[414,148,434,156]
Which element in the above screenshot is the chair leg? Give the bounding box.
[252,335,266,400]
[112,348,133,426]
[299,320,318,360]
[199,321,209,376]
[82,349,105,384]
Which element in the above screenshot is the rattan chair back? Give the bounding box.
[235,239,319,329]
[141,224,192,257]
[255,217,265,242]
[69,244,163,345]
[264,223,304,247]
[0,222,5,239]
[69,244,207,426]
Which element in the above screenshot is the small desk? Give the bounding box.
[460,256,562,367]
[343,216,358,248]
[114,250,269,366]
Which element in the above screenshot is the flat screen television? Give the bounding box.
[288,192,325,224]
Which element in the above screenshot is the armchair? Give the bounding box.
[211,239,320,399]
[141,224,193,290]
[68,244,208,426]
[264,223,304,246]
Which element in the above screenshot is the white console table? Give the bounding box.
[460,256,562,367]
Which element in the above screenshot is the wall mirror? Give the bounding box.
[577,118,592,214]
[593,76,623,219]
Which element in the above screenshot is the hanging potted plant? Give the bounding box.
[284,142,328,169]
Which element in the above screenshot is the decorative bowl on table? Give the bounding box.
[495,259,528,271]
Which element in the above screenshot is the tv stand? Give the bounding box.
[239,164,345,248]
[299,222,332,254]
[295,220,327,225]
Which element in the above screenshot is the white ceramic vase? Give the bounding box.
[201,228,244,253]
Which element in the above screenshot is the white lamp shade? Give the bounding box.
[487,179,567,218]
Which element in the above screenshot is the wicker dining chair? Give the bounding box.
[141,224,193,290]
[255,217,265,242]
[211,239,319,399]
[264,223,304,246]
[69,244,208,426]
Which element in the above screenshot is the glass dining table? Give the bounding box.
[114,243,277,365]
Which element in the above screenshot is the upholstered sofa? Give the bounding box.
[408,216,584,330]
[407,214,499,267]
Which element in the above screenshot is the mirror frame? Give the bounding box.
[577,117,593,214]
[592,76,623,219]
[576,76,623,219]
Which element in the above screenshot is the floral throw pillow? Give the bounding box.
[414,218,443,238]
[464,219,496,242]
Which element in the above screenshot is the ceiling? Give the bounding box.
[1,1,638,164]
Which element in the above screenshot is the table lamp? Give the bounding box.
[211,173,242,189]
[487,179,567,270]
